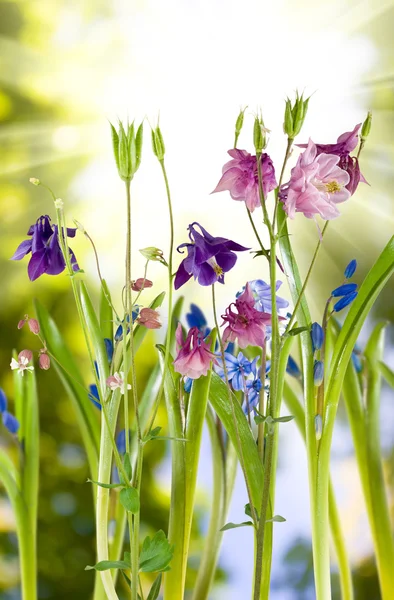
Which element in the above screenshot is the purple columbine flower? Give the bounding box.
[174,222,249,290]
[297,124,367,196]
[248,279,289,314]
[11,215,79,281]
[212,149,278,213]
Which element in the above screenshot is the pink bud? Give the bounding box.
[18,349,33,363]
[39,353,51,370]
[138,308,162,329]
[28,318,40,335]
[17,319,26,330]
[131,278,153,292]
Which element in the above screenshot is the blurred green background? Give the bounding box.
[0,1,393,599]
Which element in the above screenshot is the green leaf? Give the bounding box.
[87,479,123,490]
[120,487,140,513]
[79,281,110,398]
[123,453,132,480]
[139,530,174,573]
[99,279,113,341]
[220,521,254,531]
[379,361,394,388]
[244,503,254,519]
[266,515,286,523]
[147,573,162,600]
[143,426,162,442]
[34,300,99,479]
[208,372,263,511]
[273,415,294,423]
[85,559,130,571]
[287,326,309,337]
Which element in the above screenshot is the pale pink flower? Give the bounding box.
[212,149,277,212]
[106,372,131,393]
[132,278,153,292]
[10,350,34,376]
[173,323,216,379]
[137,308,161,329]
[281,139,351,220]
[221,283,276,348]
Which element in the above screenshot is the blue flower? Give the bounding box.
[11,215,79,281]
[104,338,114,363]
[115,310,140,342]
[313,360,324,386]
[0,389,7,413]
[248,279,289,314]
[333,292,358,312]
[88,384,101,410]
[116,429,132,455]
[215,352,257,391]
[351,352,363,373]
[331,283,357,297]
[311,322,324,352]
[174,222,249,289]
[184,377,193,394]
[344,259,357,279]
[244,376,263,412]
[286,356,301,378]
[0,388,19,435]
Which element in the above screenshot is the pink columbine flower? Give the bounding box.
[281,139,351,220]
[173,323,217,379]
[137,308,161,329]
[10,350,34,376]
[106,372,131,393]
[221,283,277,348]
[132,278,153,292]
[212,149,277,212]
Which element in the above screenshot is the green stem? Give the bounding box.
[246,206,270,262]
[192,409,238,600]
[132,444,144,599]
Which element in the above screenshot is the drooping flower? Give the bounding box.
[132,278,153,292]
[137,308,161,329]
[215,352,258,391]
[281,139,351,220]
[17,315,40,334]
[212,149,278,212]
[311,322,324,352]
[38,352,51,370]
[331,283,357,297]
[333,291,358,312]
[174,222,249,290]
[11,215,79,281]
[10,350,34,376]
[297,124,366,196]
[173,324,216,379]
[106,372,131,393]
[248,279,289,314]
[221,283,277,349]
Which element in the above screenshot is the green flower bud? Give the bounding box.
[110,120,144,182]
[234,106,247,147]
[139,246,168,266]
[253,114,265,153]
[151,126,165,161]
[283,99,294,137]
[283,92,310,139]
[361,111,372,140]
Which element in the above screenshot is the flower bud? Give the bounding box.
[138,308,161,329]
[344,259,357,279]
[131,278,153,292]
[18,317,27,329]
[361,111,372,140]
[139,246,168,266]
[311,322,324,352]
[39,353,51,370]
[73,219,86,234]
[234,106,247,147]
[18,349,33,363]
[253,114,266,153]
[110,120,144,182]
[331,283,357,298]
[284,92,310,139]
[151,126,165,161]
[28,318,40,335]
[29,177,40,186]
[313,360,324,387]
[333,291,358,312]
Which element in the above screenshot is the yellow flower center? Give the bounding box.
[208,257,224,277]
[325,181,341,194]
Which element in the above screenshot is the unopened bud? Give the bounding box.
[17,316,28,330]
[54,198,64,209]
[29,177,40,186]
[234,106,248,147]
[73,219,86,234]
[138,308,162,330]
[28,318,40,335]
[38,353,51,370]
[313,360,324,387]
[284,92,310,139]
[110,120,144,182]
[361,111,372,140]
[18,349,33,363]
[151,126,165,161]
[139,246,168,266]
[253,114,266,153]
[131,278,153,292]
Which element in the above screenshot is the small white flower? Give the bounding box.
[54,198,64,209]
[10,356,34,376]
[29,177,40,186]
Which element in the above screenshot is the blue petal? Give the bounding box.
[331,283,357,297]
[344,259,357,279]
[2,411,19,434]
[286,356,301,378]
[88,384,101,410]
[104,338,114,363]
[333,291,358,312]
[0,388,7,413]
[311,322,324,352]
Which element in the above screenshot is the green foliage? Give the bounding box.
[85,560,131,572]
[120,487,140,513]
[147,573,162,600]
[220,521,254,531]
[139,530,174,573]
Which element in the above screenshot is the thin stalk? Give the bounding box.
[258,345,266,460]
[246,206,270,262]
[272,138,293,228]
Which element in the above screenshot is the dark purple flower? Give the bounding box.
[11,215,78,281]
[212,149,278,212]
[174,222,249,290]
